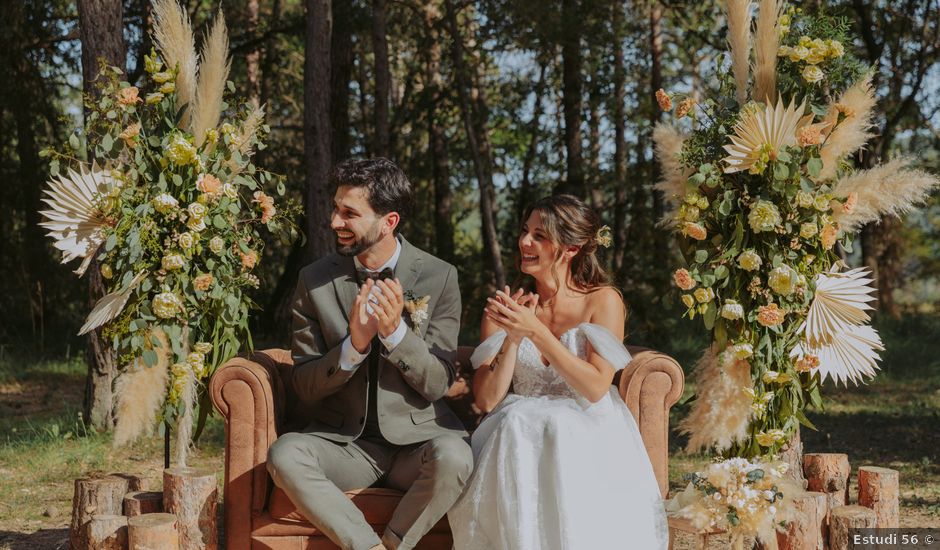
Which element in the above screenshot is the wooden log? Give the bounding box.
[70,476,131,550]
[829,505,877,550]
[803,453,851,510]
[163,467,218,550]
[86,514,128,550]
[125,491,164,516]
[109,472,145,492]
[776,491,828,550]
[857,466,900,528]
[128,513,179,550]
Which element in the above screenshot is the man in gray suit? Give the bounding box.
[267,158,472,550]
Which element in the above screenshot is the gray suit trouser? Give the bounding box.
[267,432,473,550]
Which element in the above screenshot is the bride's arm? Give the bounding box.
[529,288,624,403]
[471,315,519,413]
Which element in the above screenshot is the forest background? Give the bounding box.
[1,0,938,431]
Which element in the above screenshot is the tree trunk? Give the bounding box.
[423,4,454,263]
[331,0,354,163]
[163,467,218,550]
[70,476,129,550]
[77,0,125,431]
[558,0,583,197]
[648,0,666,231]
[372,0,391,158]
[304,0,334,266]
[246,0,261,108]
[517,61,548,223]
[586,79,603,209]
[611,0,629,274]
[444,0,505,290]
[858,466,900,528]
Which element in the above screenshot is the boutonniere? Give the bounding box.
[403,290,430,333]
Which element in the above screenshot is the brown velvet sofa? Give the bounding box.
[209,345,684,550]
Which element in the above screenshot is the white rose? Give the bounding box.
[153,193,179,214]
[178,232,194,250]
[721,301,745,320]
[223,183,238,199]
[187,217,207,232]
[161,253,185,271]
[209,236,225,254]
[188,202,208,220]
[152,292,182,319]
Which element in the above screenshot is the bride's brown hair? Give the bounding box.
[518,194,615,294]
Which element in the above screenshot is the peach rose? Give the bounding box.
[193,273,214,291]
[797,123,826,147]
[197,174,222,196]
[820,224,838,250]
[253,191,276,223]
[655,88,672,111]
[673,268,696,290]
[240,249,258,270]
[119,122,141,147]
[842,192,858,214]
[676,98,696,118]
[757,303,785,327]
[683,222,707,241]
[795,354,820,372]
[117,86,141,105]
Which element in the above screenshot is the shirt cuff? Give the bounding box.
[339,336,370,371]
[380,319,407,352]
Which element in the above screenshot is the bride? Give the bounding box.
[448,194,668,549]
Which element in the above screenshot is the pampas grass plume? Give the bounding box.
[152,0,198,128]
[175,368,196,467]
[113,329,170,447]
[725,0,753,105]
[193,13,231,148]
[653,123,692,220]
[819,73,877,181]
[751,0,779,104]
[225,105,266,174]
[679,346,754,453]
[832,158,940,231]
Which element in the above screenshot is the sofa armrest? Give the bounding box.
[209,349,291,549]
[619,346,684,498]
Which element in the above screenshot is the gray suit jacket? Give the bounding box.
[290,237,468,445]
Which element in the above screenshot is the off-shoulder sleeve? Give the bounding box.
[579,323,632,371]
[469,330,508,370]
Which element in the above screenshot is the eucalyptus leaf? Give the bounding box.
[807,157,823,178]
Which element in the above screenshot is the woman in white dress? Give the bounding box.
[449,195,668,550]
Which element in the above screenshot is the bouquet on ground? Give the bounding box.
[39,0,297,464]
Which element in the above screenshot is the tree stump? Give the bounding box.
[776,491,828,550]
[70,475,132,550]
[163,467,218,550]
[109,472,145,492]
[125,491,164,516]
[86,514,127,549]
[858,466,899,528]
[804,453,851,511]
[128,513,179,550]
[781,428,808,489]
[829,505,877,550]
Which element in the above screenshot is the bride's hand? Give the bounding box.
[485,289,545,342]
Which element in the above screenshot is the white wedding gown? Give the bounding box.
[448,323,668,550]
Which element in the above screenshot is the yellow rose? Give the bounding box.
[146,92,164,105]
[762,371,792,384]
[209,236,225,255]
[194,342,213,354]
[777,45,792,58]
[166,134,198,166]
[800,222,818,239]
[768,265,797,295]
[826,39,845,58]
[153,292,182,319]
[748,200,781,233]
[159,82,176,94]
[152,71,174,83]
[100,264,113,279]
[756,429,786,447]
[681,294,696,308]
[796,191,814,209]
[737,250,762,271]
[187,202,207,220]
[696,197,709,210]
[693,287,715,304]
[684,190,701,205]
[802,65,824,84]
[679,204,700,222]
[813,195,831,211]
[788,45,811,62]
[178,232,195,250]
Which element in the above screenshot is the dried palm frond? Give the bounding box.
[113,329,170,447]
[78,270,148,335]
[653,123,693,220]
[152,0,198,128]
[679,346,753,453]
[751,0,780,104]
[791,324,883,386]
[193,13,231,148]
[725,0,754,105]
[804,267,876,348]
[831,158,940,231]
[818,73,876,181]
[39,163,116,276]
[722,97,807,173]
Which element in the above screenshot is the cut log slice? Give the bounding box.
[86,514,127,550]
[829,505,877,550]
[857,466,900,528]
[776,491,828,550]
[70,476,131,550]
[128,512,179,550]
[125,491,164,517]
[163,467,218,550]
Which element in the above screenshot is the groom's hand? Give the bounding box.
[349,281,379,353]
[372,278,405,338]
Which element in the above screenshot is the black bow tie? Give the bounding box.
[356,267,394,284]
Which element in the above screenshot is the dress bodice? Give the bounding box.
[513,327,585,399]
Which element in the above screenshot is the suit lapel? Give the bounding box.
[395,236,423,299]
[329,255,359,324]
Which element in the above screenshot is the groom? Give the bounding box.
[267,158,472,550]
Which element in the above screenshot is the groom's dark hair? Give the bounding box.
[330,158,414,232]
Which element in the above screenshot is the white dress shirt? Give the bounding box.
[338,238,408,371]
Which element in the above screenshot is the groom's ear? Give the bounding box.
[383,211,401,235]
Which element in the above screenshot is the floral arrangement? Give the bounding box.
[653,0,939,462]
[667,457,800,550]
[39,0,295,464]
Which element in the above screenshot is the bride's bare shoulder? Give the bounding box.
[586,286,626,321]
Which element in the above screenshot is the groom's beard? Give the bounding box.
[335,220,383,257]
